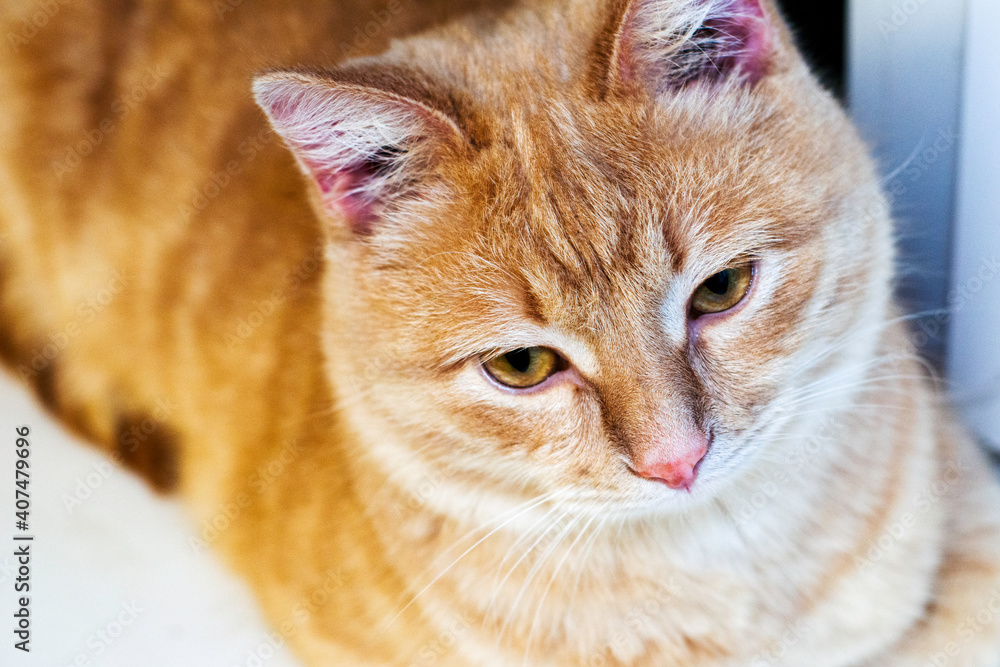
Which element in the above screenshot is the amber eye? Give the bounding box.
[690,262,754,317]
[483,347,560,389]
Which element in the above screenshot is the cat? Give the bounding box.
[1,0,1000,664]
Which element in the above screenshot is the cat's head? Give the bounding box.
[254,0,893,516]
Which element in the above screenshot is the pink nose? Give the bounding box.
[635,439,709,492]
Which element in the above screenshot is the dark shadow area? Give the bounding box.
[776,2,847,98]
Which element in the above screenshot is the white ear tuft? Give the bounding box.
[253,73,463,235]
[613,0,773,92]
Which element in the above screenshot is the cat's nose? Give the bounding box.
[634,435,709,492]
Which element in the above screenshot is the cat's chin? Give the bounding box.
[566,478,732,521]
[629,480,727,515]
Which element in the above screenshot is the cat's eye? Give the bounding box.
[482,347,560,389]
[690,261,754,317]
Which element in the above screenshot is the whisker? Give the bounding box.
[485,499,571,623]
[522,503,607,666]
[497,509,584,649]
[380,490,561,633]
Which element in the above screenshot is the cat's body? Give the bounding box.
[2,0,1000,665]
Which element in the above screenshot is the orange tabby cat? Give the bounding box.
[1,0,999,664]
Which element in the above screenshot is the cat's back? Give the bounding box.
[0,0,499,492]
[0,0,495,241]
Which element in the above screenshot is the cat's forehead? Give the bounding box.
[461,97,790,325]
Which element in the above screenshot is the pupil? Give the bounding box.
[506,348,533,374]
[704,270,731,295]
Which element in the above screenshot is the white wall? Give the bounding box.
[849,0,998,450]
[948,0,1000,450]
[847,0,967,365]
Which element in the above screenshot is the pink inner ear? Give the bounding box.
[315,166,379,236]
[707,0,772,84]
[255,77,436,237]
[617,0,774,89]
[306,145,397,237]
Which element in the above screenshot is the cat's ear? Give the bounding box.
[253,72,465,236]
[606,0,774,93]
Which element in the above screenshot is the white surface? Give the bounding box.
[0,371,303,667]
[948,0,1000,451]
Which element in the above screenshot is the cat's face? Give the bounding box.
[256,0,893,515]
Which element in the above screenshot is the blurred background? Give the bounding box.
[779,0,1000,453]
